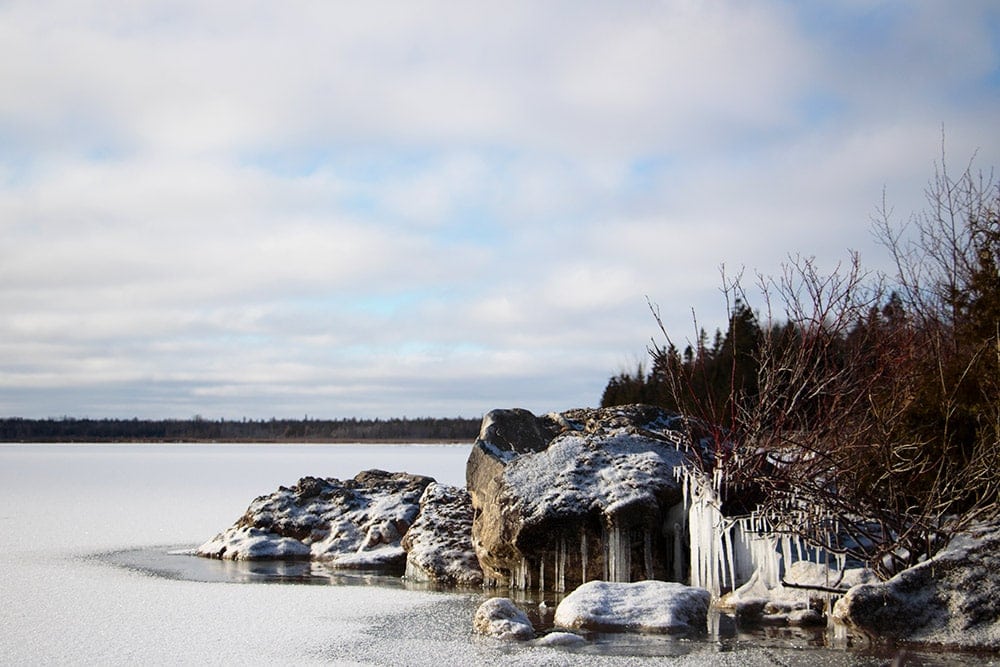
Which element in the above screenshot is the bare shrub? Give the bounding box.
[648,151,1000,578]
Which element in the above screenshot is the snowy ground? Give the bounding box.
[0,443,989,666]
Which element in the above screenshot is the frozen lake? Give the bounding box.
[0,443,987,665]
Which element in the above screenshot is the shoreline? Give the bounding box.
[0,437,474,445]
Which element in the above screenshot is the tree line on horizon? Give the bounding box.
[0,415,482,443]
[600,150,1000,577]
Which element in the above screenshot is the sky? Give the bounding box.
[1,1,999,420]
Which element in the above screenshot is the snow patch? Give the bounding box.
[502,429,687,527]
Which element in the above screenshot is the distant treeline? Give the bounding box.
[0,416,483,443]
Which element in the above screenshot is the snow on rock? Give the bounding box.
[467,405,691,590]
[472,597,535,640]
[832,525,1000,650]
[722,560,878,627]
[196,525,311,560]
[196,470,434,569]
[401,482,483,586]
[533,631,586,647]
[554,580,711,634]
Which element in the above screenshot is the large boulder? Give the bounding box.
[466,405,691,591]
[832,526,1000,650]
[197,469,434,569]
[401,482,483,586]
[554,580,710,634]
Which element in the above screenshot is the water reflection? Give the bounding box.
[100,546,478,592]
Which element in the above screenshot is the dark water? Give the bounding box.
[100,546,997,666]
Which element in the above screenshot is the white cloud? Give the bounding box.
[0,1,998,418]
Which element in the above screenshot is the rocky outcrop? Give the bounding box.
[720,560,878,627]
[473,598,535,640]
[466,404,690,591]
[832,526,1000,650]
[554,580,711,634]
[197,470,433,569]
[401,482,483,586]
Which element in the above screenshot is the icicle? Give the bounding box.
[557,538,567,592]
[621,525,631,582]
[606,522,632,583]
[581,532,588,583]
[685,467,730,597]
[722,521,736,591]
[513,556,533,591]
[781,535,792,580]
[605,522,625,583]
[603,525,610,582]
[643,529,654,581]
[672,521,684,583]
[539,558,545,592]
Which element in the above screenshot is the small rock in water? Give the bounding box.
[787,608,825,627]
[554,580,710,634]
[473,598,535,640]
[537,600,554,625]
[534,631,586,647]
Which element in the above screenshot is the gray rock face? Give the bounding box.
[832,526,1000,650]
[197,469,434,569]
[466,404,690,591]
[401,482,483,586]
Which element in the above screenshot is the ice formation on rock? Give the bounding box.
[678,464,859,608]
[465,404,851,600]
[467,405,691,591]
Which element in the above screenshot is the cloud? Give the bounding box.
[0,1,998,419]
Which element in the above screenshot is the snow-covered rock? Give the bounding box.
[472,598,535,640]
[466,405,691,590]
[401,482,483,586]
[553,580,710,634]
[832,526,1000,650]
[721,560,878,626]
[533,631,586,647]
[196,470,433,569]
[195,525,311,560]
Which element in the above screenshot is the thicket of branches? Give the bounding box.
[602,152,1000,577]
